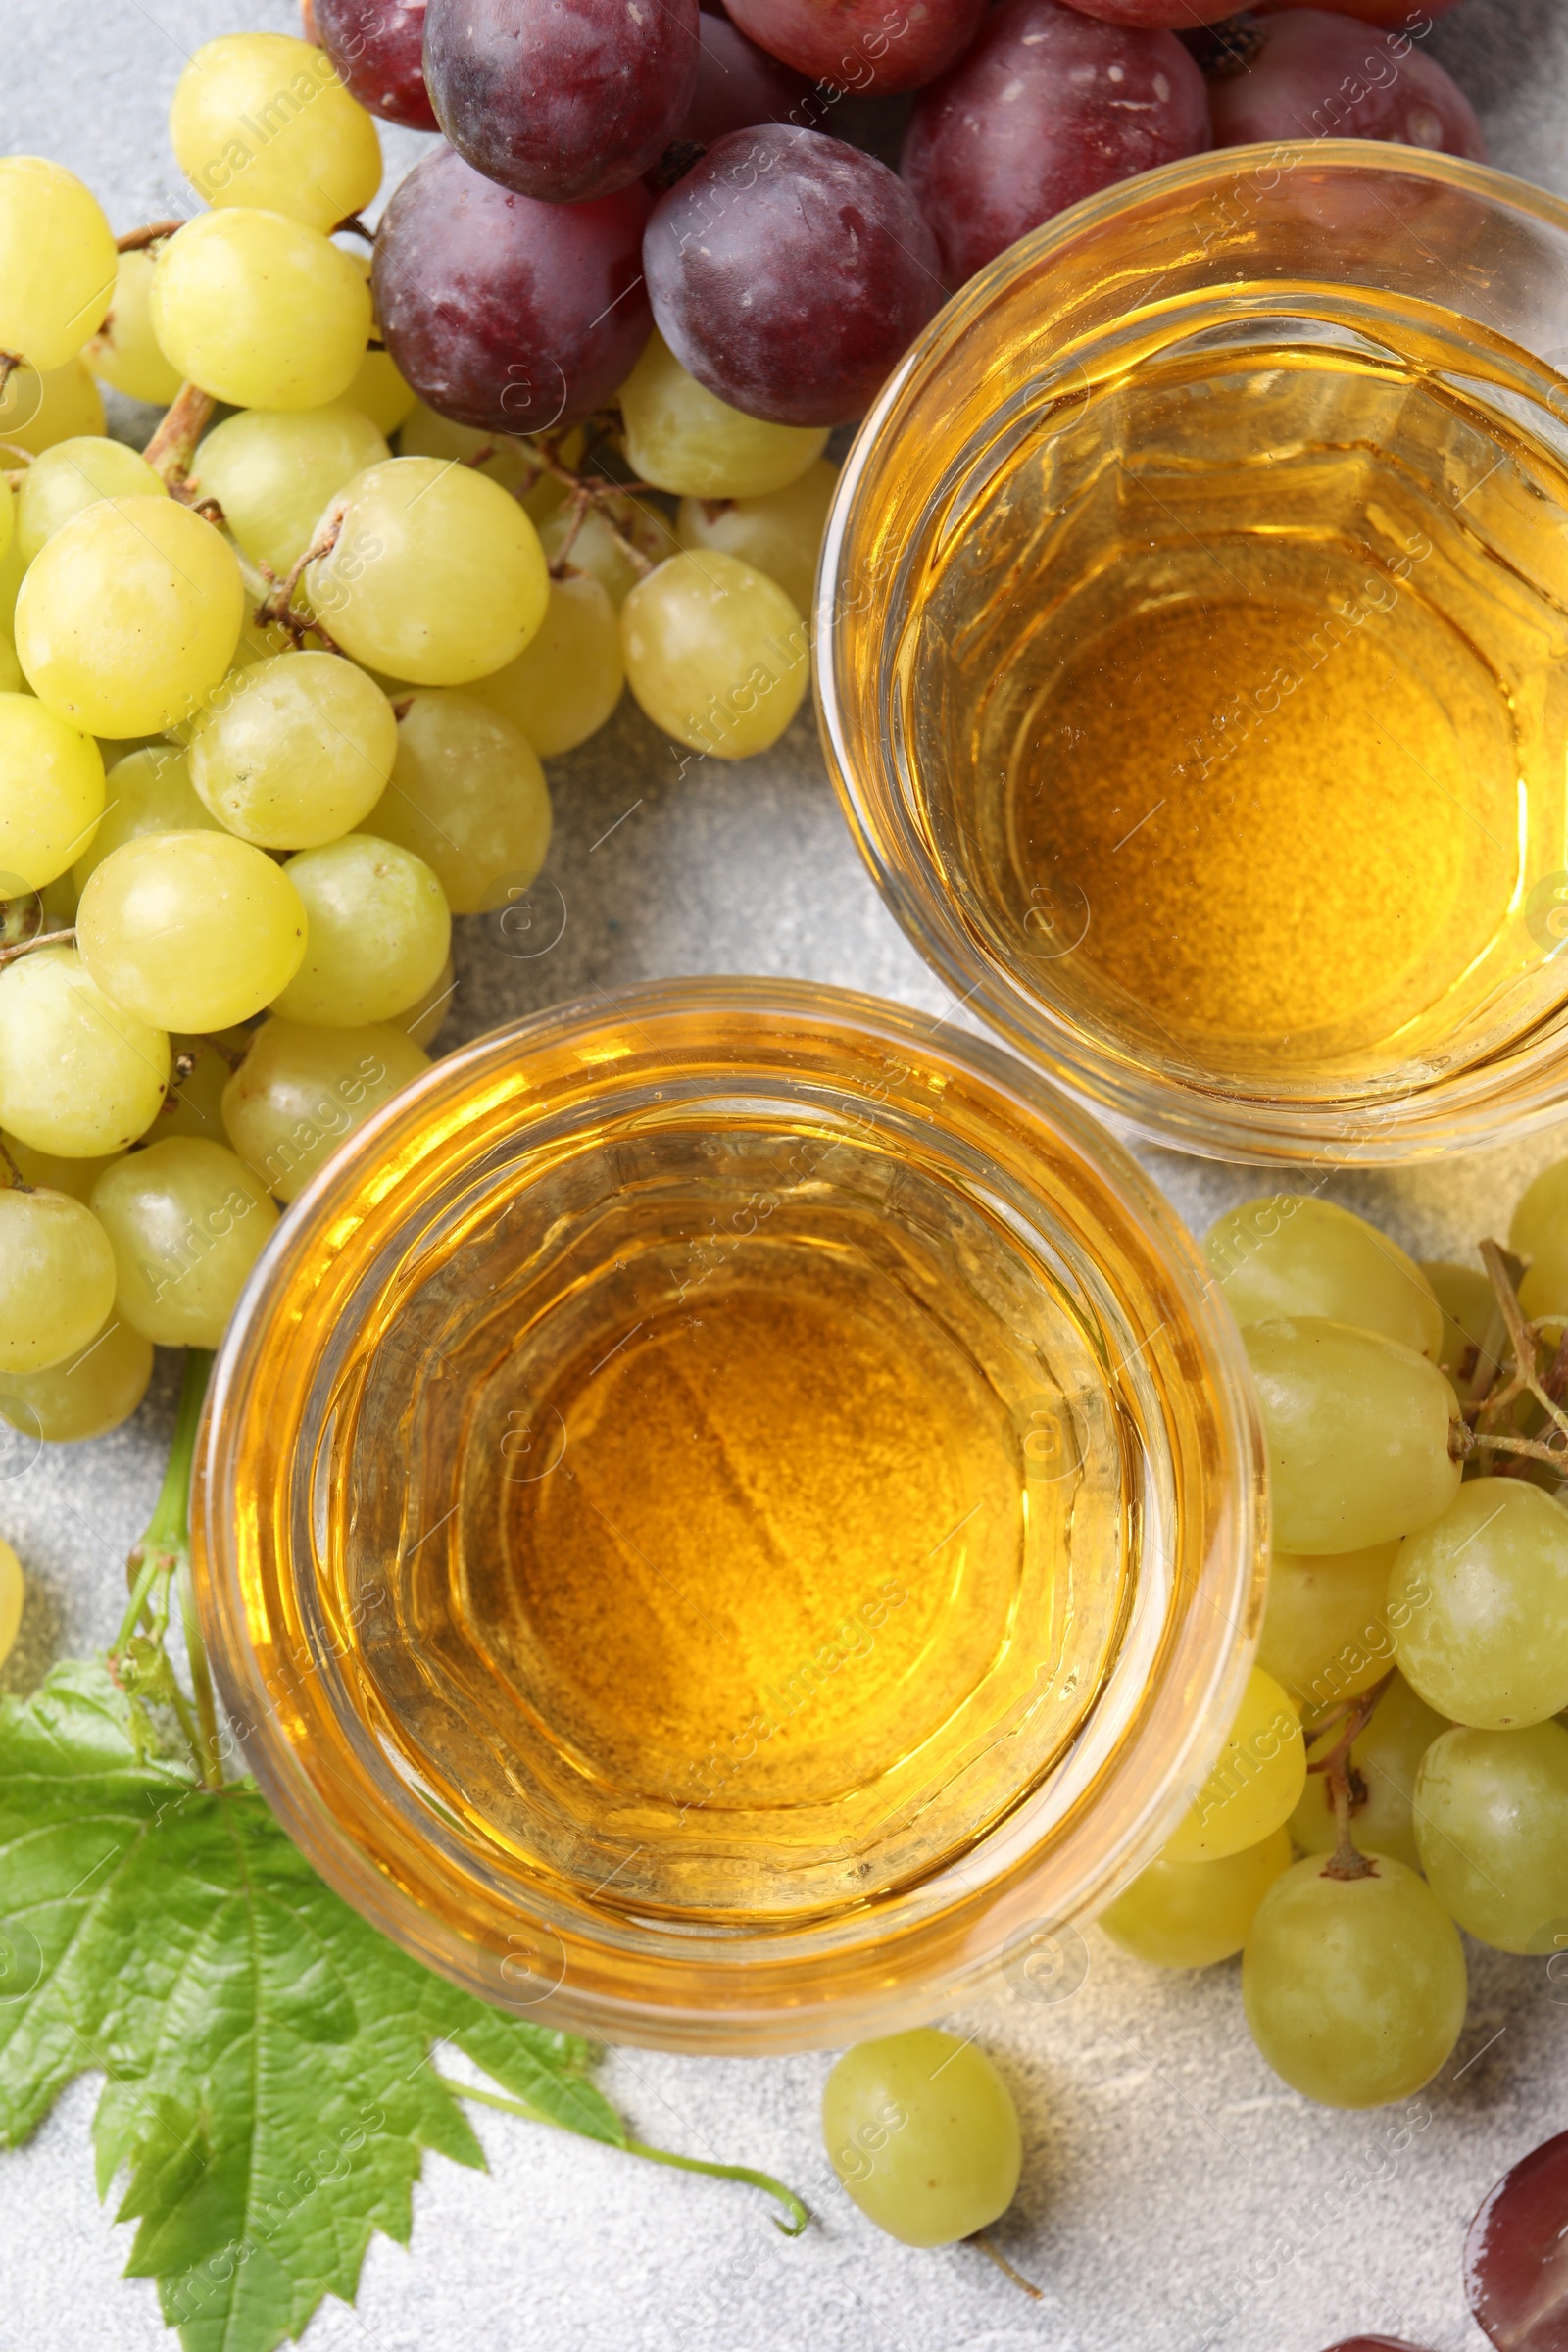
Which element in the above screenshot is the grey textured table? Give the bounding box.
[4,4,1568,2347]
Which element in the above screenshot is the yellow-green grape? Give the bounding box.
[676,458,837,615]
[396,400,567,520]
[0,1186,116,1372]
[91,1137,278,1348]
[188,653,396,849]
[0,629,19,697]
[1421,1259,1496,1393]
[1389,1476,1568,1728]
[1099,1828,1292,1969]
[270,834,450,1026]
[306,458,548,685]
[0,695,105,886]
[170,33,382,232]
[161,606,298,750]
[151,210,372,413]
[0,158,118,371]
[0,1540,21,1667]
[619,332,829,499]
[368,691,550,912]
[472,574,622,756]
[1290,1672,1448,1874]
[0,481,11,564]
[1205,1196,1442,1360]
[1258,1541,1402,1720]
[0,947,169,1157]
[1,1136,120,1202]
[1163,1665,1305,1862]
[73,745,220,895]
[77,832,308,1030]
[0,536,23,638]
[821,2030,1020,2248]
[15,436,167,566]
[83,246,184,407]
[0,1314,153,1444]
[1244,1318,1461,1555]
[622,551,808,760]
[1414,1720,1568,1953]
[222,1018,429,1201]
[0,357,105,458]
[537,493,678,608]
[153,1033,248,1148]
[345,344,416,439]
[1512,1157,1568,1317]
[1242,1853,1466,2107]
[394,956,455,1051]
[16,496,244,739]
[191,401,389,579]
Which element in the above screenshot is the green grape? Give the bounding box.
[1421,1259,1496,1393]
[1512,1157,1568,1317]
[15,435,167,565]
[162,606,299,750]
[148,1033,242,1149]
[1390,1476,1568,1728]
[170,33,382,232]
[188,652,396,848]
[0,1185,117,1372]
[0,1540,21,1669]
[472,574,622,756]
[16,495,244,739]
[0,158,118,372]
[345,344,416,440]
[821,2030,1020,2248]
[0,694,105,887]
[0,536,23,638]
[191,402,389,579]
[394,956,456,1051]
[0,356,105,458]
[1243,1853,1466,2107]
[76,831,308,1031]
[368,691,551,912]
[1163,1665,1305,1862]
[0,628,19,697]
[1206,1196,1442,1359]
[676,458,837,615]
[84,246,184,408]
[396,401,570,522]
[73,745,220,895]
[619,332,829,500]
[1,1135,121,1203]
[91,1137,278,1348]
[0,480,11,563]
[1259,1541,1402,1719]
[537,494,679,609]
[0,1312,153,1444]
[1243,1318,1461,1554]
[270,834,450,1026]
[622,551,808,760]
[1414,1720,1568,1953]
[1100,1827,1292,1968]
[222,1018,429,1201]
[151,210,372,413]
[1289,1672,1448,1875]
[0,946,169,1157]
[306,458,549,686]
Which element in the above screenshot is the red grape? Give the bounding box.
[1207,10,1485,156]
[1056,0,1251,21]
[676,15,814,151]
[373,145,652,432]
[1466,2129,1568,2352]
[1319,2341,1440,2350]
[1263,0,1467,21]
[312,0,439,130]
[644,125,943,427]
[422,0,702,204]
[722,0,986,95]
[902,0,1210,289]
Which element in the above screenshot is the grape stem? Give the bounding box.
[970,2231,1045,2299]
[0,354,20,400]
[0,1136,30,1191]
[255,510,345,649]
[115,220,185,253]
[481,417,662,582]
[1446,1238,1568,1478]
[144,381,217,492]
[1305,1668,1394,1882]
[113,1348,221,1790]
[331,214,375,244]
[0,927,74,969]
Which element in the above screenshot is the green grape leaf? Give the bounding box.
[0,1661,625,2352]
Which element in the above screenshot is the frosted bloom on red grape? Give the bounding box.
[723,0,987,94]
[313,0,438,130]
[1207,10,1485,158]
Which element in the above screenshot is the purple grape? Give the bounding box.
[676,14,814,152]
[422,0,702,204]
[1466,2129,1568,2352]
[644,125,943,427]
[1207,10,1485,156]
[1318,2340,1440,2351]
[373,145,653,433]
[724,0,986,94]
[902,0,1210,288]
[312,0,438,129]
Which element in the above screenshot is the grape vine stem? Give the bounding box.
[116,220,185,253]
[114,1348,220,1789]
[970,2231,1045,2298]
[1305,1668,1395,1881]
[0,927,74,970]
[144,381,217,491]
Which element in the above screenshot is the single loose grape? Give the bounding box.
[72,746,220,896]
[676,461,836,617]
[1420,1260,1496,1393]
[1,1136,121,1204]
[621,551,808,760]
[170,34,382,231]
[17,496,244,740]
[1390,1478,1568,1729]
[1163,1666,1305,1861]
[189,653,397,849]
[1205,1197,1442,1360]
[270,835,450,1026]
[1244,1318,1461,1555]
[0,947,169,1158]
[1290,1673,1448,1875]
[15,436,168,567]
[223,1018,429,1201]
[1258,1542,1401,1720]
[821,2030,1020,2248]
[0,357,105,458]
[472,575,623,757]
[0,158,118,372]
[0,695,105,887]
[1414,1721,1568,1954]
[0,1314,153,1444]
[368,691,551,911]
[619,333,829,502]
[305,458,549,685]
[536,494,678,610]
[92,1138,278,1349]
[77,832,308,1031]
[84,246,184,407]
[1100,1827,1292,1968]
[152,210,372,412]
[0,1539,22,1669]
[0,1187,116,1372]
[191,402,389,580]
[1244,1855,1467,2108]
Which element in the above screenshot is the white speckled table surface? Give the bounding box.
[4,4,1568,2347]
